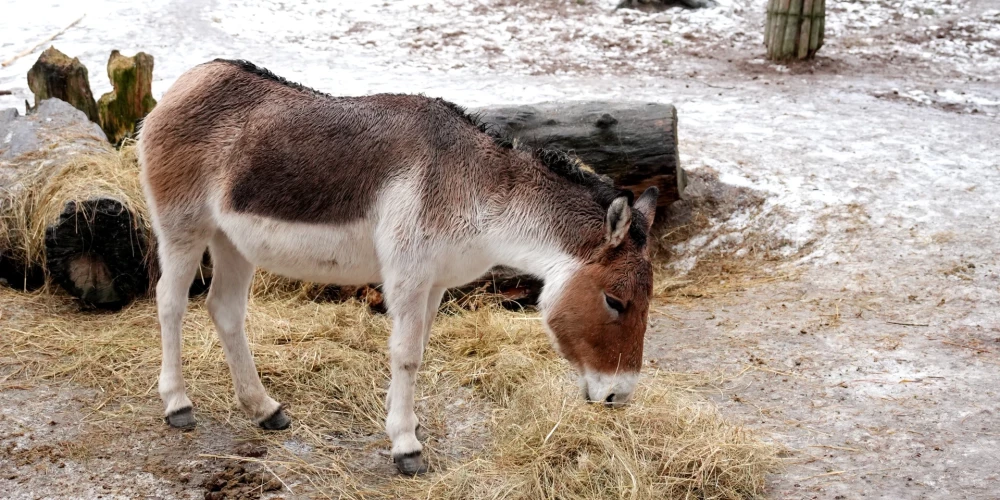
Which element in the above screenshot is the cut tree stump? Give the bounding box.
[472,101,682,211]
[97,50,156,144]
[26,47,100,123]
[764,0,825,60]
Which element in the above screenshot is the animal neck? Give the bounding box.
[480,158,607,306]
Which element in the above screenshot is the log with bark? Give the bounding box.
[4,99,680,310]
[472,100,682,215]
[764,0,825,61]
[1,99,111,294]
[1,97,155,308]
[44,198,150,308]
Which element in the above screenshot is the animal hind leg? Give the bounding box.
[207,232,289,430]
[156,228,212,429]
[412,286,445,444]
[422,287,446,350]
[383,277,434,474]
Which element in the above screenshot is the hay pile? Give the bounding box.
[1,141,782,498]
[0,283,781,498]
[0,139,148,275]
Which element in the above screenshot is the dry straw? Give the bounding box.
[1,284,780,499]
[0,145,781,498]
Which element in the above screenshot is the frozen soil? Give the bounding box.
[0,370,289,499]
[2,0,999,498]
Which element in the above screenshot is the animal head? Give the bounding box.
[543,186,658,407]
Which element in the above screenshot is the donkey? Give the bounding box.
[138,59,658,475]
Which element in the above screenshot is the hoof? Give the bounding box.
[259,406,291,431]
[165,407,196,430]
[394,451,429,475]
[415,424,427,442]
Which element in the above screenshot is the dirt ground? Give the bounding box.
[2,0,999,498]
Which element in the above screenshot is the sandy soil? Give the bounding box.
[2,0,999,498]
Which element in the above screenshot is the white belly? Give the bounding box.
[216,212,381,285]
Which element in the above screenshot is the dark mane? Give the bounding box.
[433,99,498,137]
[213,59,331,97]
[533,148,646,246]
[433,99,649,245]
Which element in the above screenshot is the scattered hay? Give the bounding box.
[1,129,785,498]
[649,166,799,304]
[0,139,148,275]
[0,284,781,498]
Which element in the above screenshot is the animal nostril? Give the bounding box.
[605,393,616,404]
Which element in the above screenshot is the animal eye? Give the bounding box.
[605,294,626,314]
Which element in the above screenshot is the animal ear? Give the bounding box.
[605,196,632,247]
[633,186,659,232]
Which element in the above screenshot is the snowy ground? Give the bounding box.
[2,0,1000,498]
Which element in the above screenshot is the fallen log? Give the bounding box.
[1,99,111,294]
[472,100,682,212]
[30,140,151,309]
[44,198,149,308]
[4,98,680,310]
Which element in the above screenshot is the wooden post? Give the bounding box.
[765,0,824,60]
[26,47,100,123]
[97,50,157,144]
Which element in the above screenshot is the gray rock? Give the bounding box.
[0,108,17,125]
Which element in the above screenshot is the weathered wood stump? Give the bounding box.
[765,0,825,61]
[472,101,682,211]
[26,47,100,123]
[97,50,156,144]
